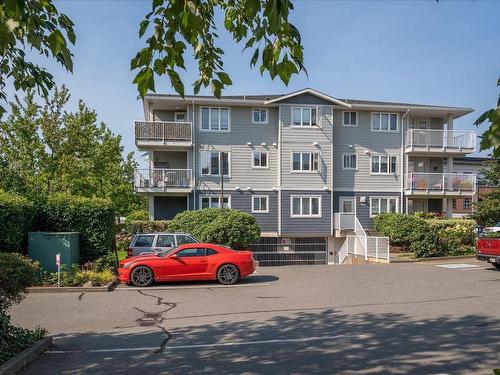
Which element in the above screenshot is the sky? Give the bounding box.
[4,0,500,162]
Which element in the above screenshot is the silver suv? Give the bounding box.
[127,232,199,257]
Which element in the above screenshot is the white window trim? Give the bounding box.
[251,195,269,213]
[199,195,231,209]
[370,154,398,175]
[369,196,399,217]
[290,151,321,173]
[290,195,322,218]
[371,112,399,132]
[199,107,231,132]
[290,106,319,128]
[174,111,187,122]
[200,151,231,177]
[251,151,270,169]
[342,153,358,170]
[342,111,358,127]
[251,108,268,124]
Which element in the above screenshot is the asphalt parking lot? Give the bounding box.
[10,259,500,374]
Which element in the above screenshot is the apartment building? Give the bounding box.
[133,88,477,264]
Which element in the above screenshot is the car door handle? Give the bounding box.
[200,260,208,263]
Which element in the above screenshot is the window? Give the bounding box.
[200,195,230,209]
[201,151,230,176]
[252,195,269,213]
[291,152,320,172]
[174,112,186,121]
[177,248,205,257]
[452,199,457,209]
[343,111,357,126]
[372,113,398,132]
[371,155,397,174]
[156,235,175,247]
[370,197,398,216]
[200,107,229,131]
[342,154,357,170]
[291,196,321,217]
[291,107,317,127]
[176,235,198,246]
[252,108,268,124]
[134,235,154,247]
[252,152,268,168]
[206,249,218,255]
[463,198,472,209]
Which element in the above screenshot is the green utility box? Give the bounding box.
[28,232,80,272]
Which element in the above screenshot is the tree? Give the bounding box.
[474,78,500,157]
[472,159,500,226]
[0,86,142,216]
[479,158,500,187]
[0,0,75,117]
[131,0,305,98]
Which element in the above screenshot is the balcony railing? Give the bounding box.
[405,129,476,151]
[134,121,192,144]
[334,212,356,230]
[135,169,193,190]
[405,173,476,194]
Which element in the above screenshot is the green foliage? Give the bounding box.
[124,220,170,235]
[472,189,500,226]
[0,253,40,312]
[90,252,118,272]
[0,312,47,365]
[0,190,34,252]
[0,0,75,117]
[374,213,476,258]
[479,159,500,187]
[168,208,260,249]
[125,209,149,223]
[413,211,437,219]
[38,194,115,262]
[474,78,500,157]
[485,231,500,238]
[41,264,115,287]
[132,0,305,98]
[0,87,140,216]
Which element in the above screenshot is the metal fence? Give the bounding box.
[248,237,327,266]
[405,129,476,150]
[134,121,192,143]
[406,172,476,193]
[135,168,192,189]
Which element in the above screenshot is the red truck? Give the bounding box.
[476,236,500,269]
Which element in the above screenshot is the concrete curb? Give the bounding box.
[391,255,476,263]
[28,279,119,293]
[0,336,52,375]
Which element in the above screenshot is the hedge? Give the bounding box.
[125,209,149,223]
[374,213,476,258]
[168,208,260,249]
[124,220,169,235]
[0,191,35,253]
[37,194,115,262]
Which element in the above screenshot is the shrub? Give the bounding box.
[0,191,35,253]
[472,189,500,226]
[0,253,40,312]
[91,251,118,271]
[125,209,149,223]
[124,220,169,235]
[485,231,500,238]
[168,208,260,249]
[41,264,116,287]
[37,194,115,262]
[373,213,428,248]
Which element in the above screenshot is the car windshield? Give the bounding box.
[159,247,179,257]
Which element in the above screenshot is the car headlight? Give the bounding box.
[123,262,133,269]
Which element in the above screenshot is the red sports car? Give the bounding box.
[117,243,256,287]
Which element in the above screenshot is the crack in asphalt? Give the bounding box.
[78,293,85,300]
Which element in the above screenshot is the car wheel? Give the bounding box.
[493,263,500,269]
[130,266,154,287]
[217,264,240,285]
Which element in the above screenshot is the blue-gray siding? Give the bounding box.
[154,196,187,220]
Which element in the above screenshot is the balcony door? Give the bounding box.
[339,197,356,214]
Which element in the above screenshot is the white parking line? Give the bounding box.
[436,263,480,269]
[46,334,367,354]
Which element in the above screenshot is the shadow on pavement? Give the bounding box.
[21,309,500,374]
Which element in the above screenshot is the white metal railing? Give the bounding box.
[366,237,390,260]
[405,129,476,151]
[355,216,367,251]
[134,168,192,189]
[334,212,356,230]
[405,172,476,193]
[134,121,192,143]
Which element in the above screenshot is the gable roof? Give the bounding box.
[263,88,351,107]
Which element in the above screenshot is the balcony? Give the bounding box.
[405,129,476,155]
[134,121,192,147]
[405,172,476,196]
[134,168,193,193]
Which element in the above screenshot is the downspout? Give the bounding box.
[192,98,196,210]
[278,105,282,237]
[401,108,410,214]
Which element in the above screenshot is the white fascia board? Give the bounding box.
[264,88,351,108]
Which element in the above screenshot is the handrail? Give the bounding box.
[405,129,476,150]
[134,168,193,189]
[134,121,192,143]
[406,172,476,193]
